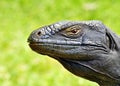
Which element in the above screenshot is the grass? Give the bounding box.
[0,0,120,86]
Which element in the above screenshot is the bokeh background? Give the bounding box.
[1,0,120,86]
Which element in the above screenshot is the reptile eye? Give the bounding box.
[61,25,82,38]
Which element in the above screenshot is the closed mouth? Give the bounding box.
[28,42,109,53]
[28,38,109,53]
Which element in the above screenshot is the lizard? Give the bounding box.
[27,20,120,86]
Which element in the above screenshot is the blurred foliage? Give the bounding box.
[0,0,120,86]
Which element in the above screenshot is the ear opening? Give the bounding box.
[106,32,114,50]
[106,28,120,51]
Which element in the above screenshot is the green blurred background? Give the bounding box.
[1,0,120,86]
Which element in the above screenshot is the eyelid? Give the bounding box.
[65,27,77,32]
[65,25,81,32]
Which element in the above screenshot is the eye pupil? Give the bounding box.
[71,29,77,33]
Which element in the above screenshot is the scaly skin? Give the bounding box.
[28,20,120,86]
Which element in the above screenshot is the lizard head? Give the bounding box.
[28,20,120,85]
[28,20,118,60]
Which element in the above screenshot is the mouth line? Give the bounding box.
[28,39,82,46]
[28,39,102,46]
[29,41,108,52]
[28,38,109,53]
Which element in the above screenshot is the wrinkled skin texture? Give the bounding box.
[28,20,120,86]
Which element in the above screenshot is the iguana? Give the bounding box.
[28,20,120,86]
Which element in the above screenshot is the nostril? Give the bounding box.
[37,31,41,36]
